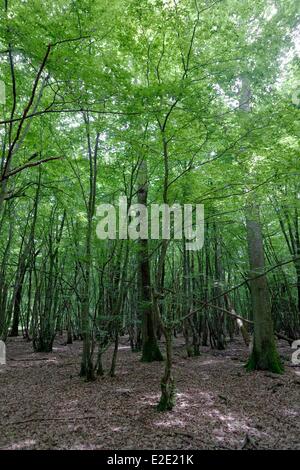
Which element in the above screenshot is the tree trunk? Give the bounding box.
[245,203,283,373]
[157,327,175,411]
[138,158,162,362]
[80,118,99,381]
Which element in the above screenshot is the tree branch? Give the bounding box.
[1,156,62,182]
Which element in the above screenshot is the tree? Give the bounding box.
[137,157,163,362]
[245,201,283,373]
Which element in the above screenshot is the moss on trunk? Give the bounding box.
[246,338,283,373]
[157,328,175,411]
[157,376,176,411]
[246,204,283,374]
[141,337,163,362]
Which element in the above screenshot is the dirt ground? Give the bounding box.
[0,335,299,450]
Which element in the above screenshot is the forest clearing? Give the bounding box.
[0,0,300,454]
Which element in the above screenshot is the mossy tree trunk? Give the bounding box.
[238,75,282,372]
[245,203,283,373]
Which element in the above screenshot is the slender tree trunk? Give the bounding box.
[138,158,162,362]
[10,272,25,336]
[212,222,226,349]
[110,331,119,377]
[80,117,99,381]
[157,327,175,411]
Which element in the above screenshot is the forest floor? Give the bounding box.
[0,335,299,450]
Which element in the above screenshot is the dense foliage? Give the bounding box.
[0,0,299,410]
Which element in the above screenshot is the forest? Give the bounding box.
[0,0,299,453]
